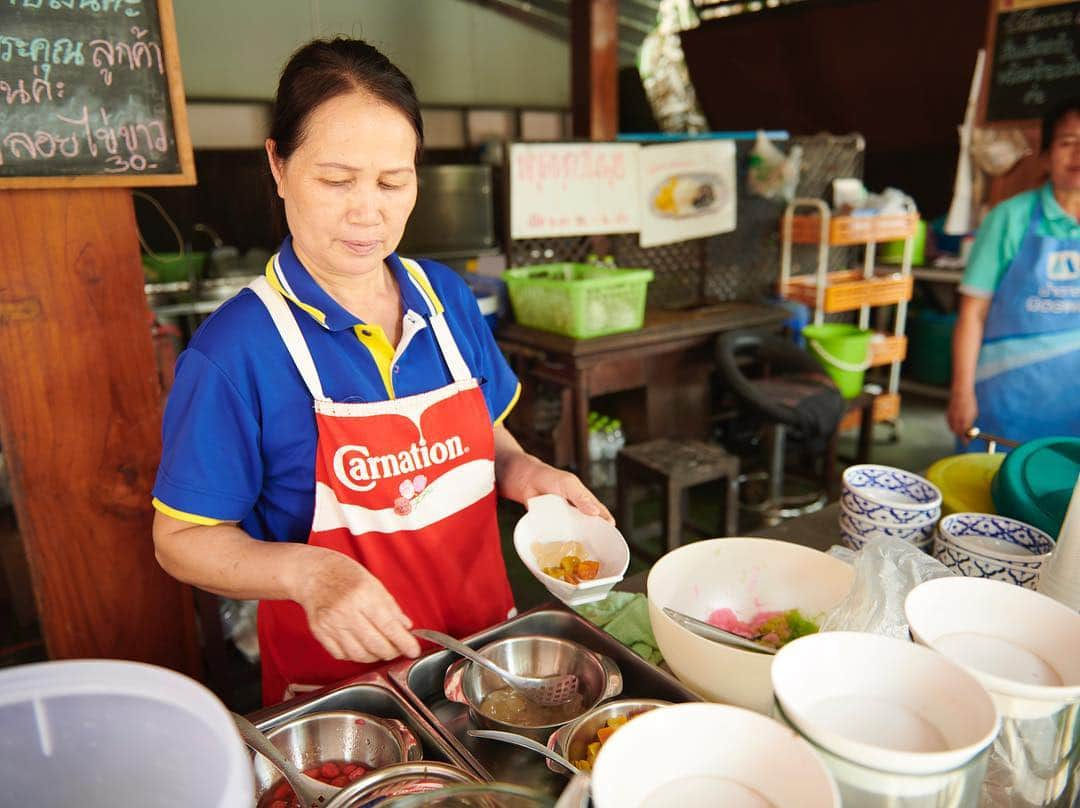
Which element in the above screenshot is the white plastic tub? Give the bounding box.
[0,659,253,806]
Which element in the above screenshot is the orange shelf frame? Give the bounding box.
[779,270,913,314]
[787,212,919,246]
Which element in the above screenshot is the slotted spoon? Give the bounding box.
[414,628,580,707]
[231,711,339,807]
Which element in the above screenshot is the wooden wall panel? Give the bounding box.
[680,0,990,218]
[0,188,200,675]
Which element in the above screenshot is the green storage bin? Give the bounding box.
[907,309,956,387]
[503,263,654,339]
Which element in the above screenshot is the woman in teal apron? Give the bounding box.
[948,99,1080,450]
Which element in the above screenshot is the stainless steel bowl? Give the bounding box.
[443,635,623,742]
[252,710,422,799]
[324,761,481,808]
[545,698,671,773]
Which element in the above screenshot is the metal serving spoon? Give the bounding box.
[467,729,582,775]
[230,711,340,807]
[414,628,580,707]
[662,607,778,655]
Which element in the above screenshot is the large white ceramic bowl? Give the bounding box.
[905,576,1080,720]
[933,513,1054,590]
[590,703,839,808]
[771,632,1000,776]
[842,464,942,527]
[647,538,855,713]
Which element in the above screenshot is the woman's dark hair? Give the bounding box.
[1042,98,1080,152]
[269,37,423,163]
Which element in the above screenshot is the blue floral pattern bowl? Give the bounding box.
[933,513,1054,590]
[839,508,935,552]
[841,465,943,527]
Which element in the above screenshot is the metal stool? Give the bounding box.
[716,330,848,525]
[616,438,740,557]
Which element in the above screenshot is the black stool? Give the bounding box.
[616,438,740,557]
[716,330,847,524]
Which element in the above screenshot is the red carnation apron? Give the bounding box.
[249,262,515,704]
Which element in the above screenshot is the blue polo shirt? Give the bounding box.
[152,237,520,543]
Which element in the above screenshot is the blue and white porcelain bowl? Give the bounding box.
[841,465,943,528]
[933,513,1054,590]
[839,508,935,552]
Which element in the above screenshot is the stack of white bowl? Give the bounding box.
[839,464,942,553]
[933,512,1054,590]
[770,632,1000,808]
[905,577,1080,806]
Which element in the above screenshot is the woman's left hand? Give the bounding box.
[494,424,613,522]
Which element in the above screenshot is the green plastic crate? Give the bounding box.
[503,263,654,339]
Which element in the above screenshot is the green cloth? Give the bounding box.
[962,183,1080,298]
[573,592,663,665]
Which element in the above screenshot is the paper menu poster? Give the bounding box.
[509,142,641,239]
[638,140,737,248]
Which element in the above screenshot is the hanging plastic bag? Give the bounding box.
[747,131,802,202]
[971,127,1033,177]
[820,537,954,639]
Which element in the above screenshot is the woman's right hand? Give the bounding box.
[946,387,978,440]
[293,549,421,664]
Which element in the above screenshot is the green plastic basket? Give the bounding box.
[503,263,653,339]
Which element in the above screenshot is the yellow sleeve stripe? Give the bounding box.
[399,257,445,315]
[353,324,396,399]
[265,256,329,327]
[152,498,223,526]
[494,381,522,425]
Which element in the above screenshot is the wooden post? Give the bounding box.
[571,0,620,141]
[0,187,200,676]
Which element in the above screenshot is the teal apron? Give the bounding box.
[970,199,1080,451]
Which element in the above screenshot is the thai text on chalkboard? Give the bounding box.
[0,0,194,186]
[988,0,1080,122]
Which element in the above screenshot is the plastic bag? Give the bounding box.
[972,127,1033,177]
[748,131,802,202]
[219,597,260,663]
[820,537,954,639]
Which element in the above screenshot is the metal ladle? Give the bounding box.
[230,711,340,807]
[414,628,579,707]
[467,729,582,775]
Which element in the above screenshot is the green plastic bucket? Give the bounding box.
[802,323,873,398]
[880,219,927,265]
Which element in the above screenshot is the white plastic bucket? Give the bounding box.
[0,659,253,806]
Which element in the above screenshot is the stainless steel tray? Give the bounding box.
[387,607,699,796]
[245,671,478,776]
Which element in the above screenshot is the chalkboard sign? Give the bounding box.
[987,0,1080,122]
[0,0,194,188]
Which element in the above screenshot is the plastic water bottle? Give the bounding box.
[595,419,624,488]
[608,419,626,486]
[589,414,609,486]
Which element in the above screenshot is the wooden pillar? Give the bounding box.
[0,188,200,676]
[571,0,620,141]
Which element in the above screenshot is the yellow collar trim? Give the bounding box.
[264,256,328,327]
[399,257,445,315]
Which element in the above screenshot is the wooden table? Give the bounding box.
[498,303,788,485]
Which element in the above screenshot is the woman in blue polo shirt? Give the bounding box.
[151,38,610,704]
[947,99,1080,449]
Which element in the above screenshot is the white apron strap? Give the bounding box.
[247,275,328,402]
[399,257,473,384]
